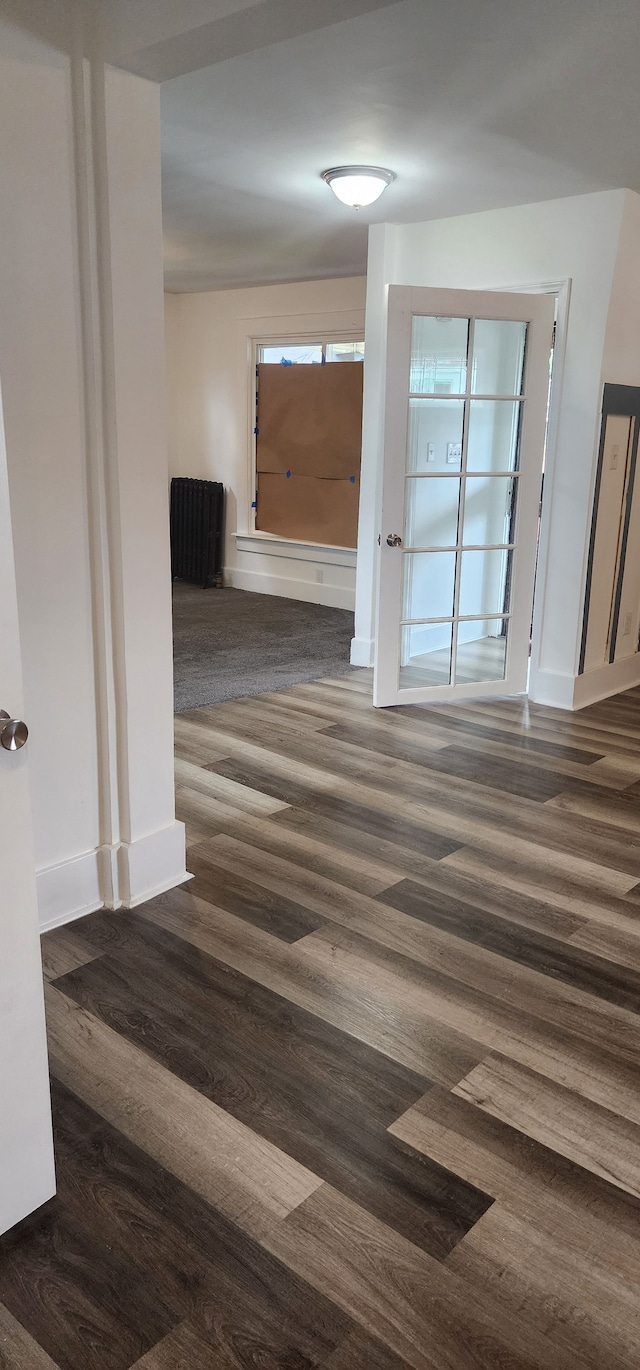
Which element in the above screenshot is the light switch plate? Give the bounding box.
[447,443,462,464]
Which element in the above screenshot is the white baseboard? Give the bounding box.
[573,653,640,709]
[117,820,189,909]
[37,821,189,929]
[529,653,640,710]
[225,566,355,611]
[527,667,576,709]
[350,635,374,666]
[37,850,103,932]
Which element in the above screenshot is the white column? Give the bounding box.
[95,62,188,906]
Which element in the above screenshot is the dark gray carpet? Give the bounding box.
[173,583,354,712]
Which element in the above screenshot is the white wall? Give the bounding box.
[0,5,186,927]
[355,191,633,707]
[165,277,366,609]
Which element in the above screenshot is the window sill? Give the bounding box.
[235,532,357,567]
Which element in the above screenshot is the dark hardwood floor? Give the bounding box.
[7,671,640,1367]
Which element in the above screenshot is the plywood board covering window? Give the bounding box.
[255,362,363,547]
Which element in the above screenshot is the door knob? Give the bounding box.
[0,709,28,751]
[386,533,403,547]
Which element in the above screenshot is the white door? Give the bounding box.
[0,382,55,1234]
[374,286,555,707]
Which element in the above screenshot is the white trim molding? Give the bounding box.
[37,822,191,928]
[225,564,354,610]
[529,652,640,711]
[37,850,103,932]
[117,821,190,909]
[527,668,577,710]
[235,532,357,568]
[350,636,375,667]
[573,654,640,710]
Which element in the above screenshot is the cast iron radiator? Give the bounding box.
[170,477,224,588]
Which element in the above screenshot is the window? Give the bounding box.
[258,340,364,365]
[253,338,364,547]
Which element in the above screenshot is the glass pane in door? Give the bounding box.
[459,548,513,617]
[472,320,527,395]
[462,475,517,546]
[402,551,456,620]
[405,477,460,548]
[407,399,464,471]
[467,401,522,472]
[411,317,469,394]
[400,622,453,688]
[455,618,508,684]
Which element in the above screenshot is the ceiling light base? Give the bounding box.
[321,165,396,209]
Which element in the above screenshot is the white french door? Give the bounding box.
[0,382,55,1234]
[374,286,555,707]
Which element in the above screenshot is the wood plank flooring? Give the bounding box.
[7,672,640,1367]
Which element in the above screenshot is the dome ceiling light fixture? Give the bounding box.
[321,165,396,209]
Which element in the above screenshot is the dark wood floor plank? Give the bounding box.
[137,887,485,1088]
[39,926,102,984]
[9,1079,350,1370]
[285,682,640,789]
[130,1322,235,1368]
[544,784,640,832]
[0,1302,61,1369]
[454,1053,640,1197]
[323,1328,412,1370]
[196,835,640,1085]
[442,843,640,920]
[264,1183,588,1370]
[193,808,404,897]
[174,754,288,816]
[205,750,640,892]
[317,705,640,788]
[390,1084,640,1249]
[378,877,640,1012]
[385,701,606,763]
[274,806,586,940]
[434,697,640,758]
[207,756,463,860]
[263,727,640,879]
[321,721,577,801]
[569,919,640,971]
[300,924,640,1128]
[0,1199,176,1370]
[446,1203,640,1370]
[55,914,492,1260]
[55,913,429,1123]
[186,848,326,942]
[45,983,322,1240]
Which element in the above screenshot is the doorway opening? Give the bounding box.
[169,326,365,713]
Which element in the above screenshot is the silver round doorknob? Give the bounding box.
[0,709,28,751]
[386,533,403,547]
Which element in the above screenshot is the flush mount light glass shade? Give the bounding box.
[321,165,396,208]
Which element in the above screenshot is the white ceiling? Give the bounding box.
[137,0,640,293]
